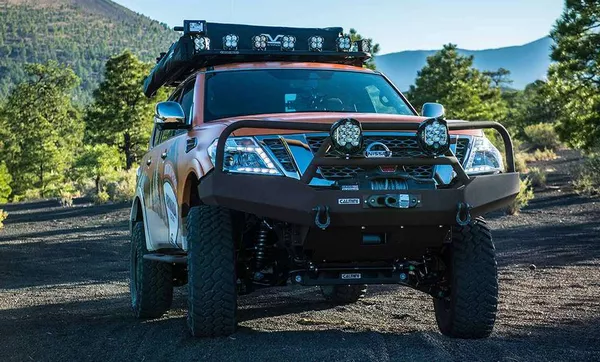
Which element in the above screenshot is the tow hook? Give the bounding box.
[455,202,472,226]
[313,206,331,230]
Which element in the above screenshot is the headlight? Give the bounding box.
[417,118,450,156]
[464,136,504,175]
[330,118,364,155]
[208,137,282,175]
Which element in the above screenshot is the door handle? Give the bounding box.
[161,151,168,159]
[146,158,152,166]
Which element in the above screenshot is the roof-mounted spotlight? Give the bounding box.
[281,35,296,51]
[359,39,372,53]
[193,36,210,52]
[252,35,268,51]
[330,118,364,156]
[308,36,324,52]
[223,34,239,50]
[336,35,352,52]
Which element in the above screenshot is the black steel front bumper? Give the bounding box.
[198,120,520,227]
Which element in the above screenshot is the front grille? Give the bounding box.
[262,138,296,172]
[455,138,470,164]
[306,135,435,180]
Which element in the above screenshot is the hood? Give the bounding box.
[212,112,482,137]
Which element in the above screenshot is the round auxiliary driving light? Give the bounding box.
[330,118,364,156]
[416,118,450,156]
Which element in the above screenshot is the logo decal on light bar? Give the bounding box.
[260,34,285,46]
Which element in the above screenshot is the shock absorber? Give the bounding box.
[255,222,269,270]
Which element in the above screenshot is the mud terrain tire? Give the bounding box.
[130,222,173,318]
[321,285,367,304]
[187,205,237,337]
[434,218,498,339]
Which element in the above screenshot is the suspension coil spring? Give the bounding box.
[255,222,269,269]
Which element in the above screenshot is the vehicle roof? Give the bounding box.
[209,62,375,72]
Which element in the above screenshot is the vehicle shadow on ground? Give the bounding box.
[1,294,598,362]
[494,221,600,267]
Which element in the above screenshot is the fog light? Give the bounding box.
[223,34,239,50]
[330,118,363,155]
[281,35,296,51]
[252,35,268,51]
[336,36,352,52]
[308,36,324,51]
[416,118,450,156]
[193,36,210,52]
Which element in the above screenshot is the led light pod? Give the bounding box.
[252,35,268,51]
[281,35,296,51]
[360,39,372,53]
[223,34,239,50]
[330,118,364,155]
[336,35,352,52]
[416,118,450,156]
[193,36,210,52]
[308,36,324,51]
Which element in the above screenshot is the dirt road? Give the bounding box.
[1,151,599,361]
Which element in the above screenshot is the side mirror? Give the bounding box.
[154,101,186,127]
[421,102,445,119]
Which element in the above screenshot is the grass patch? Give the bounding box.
[506,178,535,215]
[0,209,7,229]
[527,167,547,188]
[574,153,600,196]
[523,123,562,151]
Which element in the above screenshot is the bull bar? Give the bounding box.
[198,120,520,227]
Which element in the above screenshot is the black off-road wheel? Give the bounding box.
[186,205,237,337]
[321,285,367,304]
[434,218,498,339]
[130,222,173,318]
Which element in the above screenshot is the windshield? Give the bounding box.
[204,69,415,121]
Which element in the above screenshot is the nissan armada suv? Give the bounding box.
[129,21,520,338]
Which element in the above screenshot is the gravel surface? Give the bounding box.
[1,150,599,362]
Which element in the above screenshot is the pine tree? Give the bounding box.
[548,0,600,150]
[85,51,166,169]
[0,62,83,198]
[406,44,508,121]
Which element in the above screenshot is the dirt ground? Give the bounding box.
[1,150,599,362]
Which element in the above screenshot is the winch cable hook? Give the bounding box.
[455,202,472,226]
[313,206,331,230]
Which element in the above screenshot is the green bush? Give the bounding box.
[523,123,562,150]
[527,167,547,188]
[0,209,7,229]
[0,163,12,204]
[93,190,110,205]
[514,152,529,173]
[506,178,535,215]
[574,153,600,196]
[105,169,137,203]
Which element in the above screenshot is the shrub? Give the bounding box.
[527,167,547,188]
[0,209,7,229]
[105,169,137,203]
[506,178,535,215]
[93,190,110,204]
[514,152,529,173]
[523,123,562,150]
[574,153,600,196]
[0,163,12,204]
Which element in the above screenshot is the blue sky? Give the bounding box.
[113,0,564,54]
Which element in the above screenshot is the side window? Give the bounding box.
[180,81,195,122]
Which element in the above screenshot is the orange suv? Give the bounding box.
[129,21,520,338]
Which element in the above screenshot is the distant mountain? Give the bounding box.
[0,0,178,103]
[376,37,553,91]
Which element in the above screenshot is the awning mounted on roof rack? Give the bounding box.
[143,21,372,97]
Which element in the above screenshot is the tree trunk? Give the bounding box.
[124,132,132,170]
